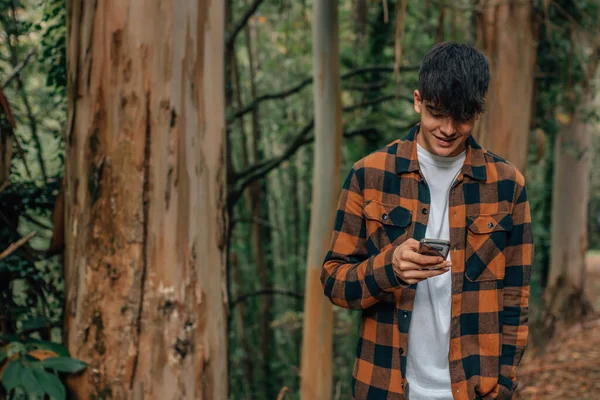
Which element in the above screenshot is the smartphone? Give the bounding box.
[418,238,451,270]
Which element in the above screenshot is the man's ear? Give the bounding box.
[413,90,422,114]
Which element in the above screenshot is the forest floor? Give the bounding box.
[514,254,600,400]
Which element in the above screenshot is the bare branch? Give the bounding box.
[230,94,412,201]
[226,0,265,50]
[0,211,43,262]
[4,8,47,182]
[20,212,53,231]
[0,231,36,262]
[2,48,35,87]
[277,387,289,400]
[343,81,388,91]
[227,65,419,124]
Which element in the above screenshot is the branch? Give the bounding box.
[0,211,43,262]
[277,387,289,400]
[343,80,388,92]
[230,289,303,309]
[228,119,313,208]
[229,95,414,206]
[0,231,36,262]
[20,212,53,231]
[226,0,265,50]
[300,127,381,148]
[5,17,47,183]
[2,48,35,87]
[227,65,419,124]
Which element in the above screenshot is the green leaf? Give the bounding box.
[33,369,66,400]
[25,339,70,357]
[41,357,87,373]
[20,367,44,395]
[2,359,23,393]
[19,316,50,333]
[0,348,6,364]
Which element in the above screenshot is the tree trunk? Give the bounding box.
[231,49,256,398]
[243,16,274,399]
[0,86,14,189]
[473,0,537,172]
[544,99,596,331]
[64,1,227,399]
[300,1,342,399]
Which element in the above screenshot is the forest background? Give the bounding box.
[0,0,600,399]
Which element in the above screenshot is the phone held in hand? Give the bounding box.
[417,238,451,270]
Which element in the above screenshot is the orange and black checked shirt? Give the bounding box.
[321,124,533,400]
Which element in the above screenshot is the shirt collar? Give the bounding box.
[395,123,487,182]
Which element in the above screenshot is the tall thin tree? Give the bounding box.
[300,1,342,399]
[545,25,599,329]
[64,1,227,398]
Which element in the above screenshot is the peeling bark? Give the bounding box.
[473,0,537,172]
[65,1,227,398]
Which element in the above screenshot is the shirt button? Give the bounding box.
[382,214,388,220]
[422,208,428,215]
[399,348,404,354]
[488,222,494,228]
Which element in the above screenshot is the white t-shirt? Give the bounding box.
[405,143,466,400]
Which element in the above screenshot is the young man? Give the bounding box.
[321,42,533,400]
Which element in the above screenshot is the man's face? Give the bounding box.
[413,90,476,157]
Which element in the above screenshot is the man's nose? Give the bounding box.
[439,118,456,136]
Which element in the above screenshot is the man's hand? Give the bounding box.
[392,238,451,285]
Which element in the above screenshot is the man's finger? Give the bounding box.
[403,267,450,280]
[402,238,420,251]
[398,260,449,271]
[403,249,444,265]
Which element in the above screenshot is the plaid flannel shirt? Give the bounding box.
[321,124,533,400]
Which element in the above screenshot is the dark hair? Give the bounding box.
[418,42,490,121]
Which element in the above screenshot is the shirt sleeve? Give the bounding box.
[499,181,534,394]
[320,165,410,310]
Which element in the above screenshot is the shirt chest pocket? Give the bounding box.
[465,213,513,282]
[363,200,412,253]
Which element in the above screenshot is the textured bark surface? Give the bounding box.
[300,1,341,399]
[545,102,595,328]
[64,1,227,398]
[473,0,537,172]
[0,86,14,188]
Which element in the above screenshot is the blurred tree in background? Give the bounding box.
[0,0,599,399]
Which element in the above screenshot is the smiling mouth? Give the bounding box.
[433,134,457,143]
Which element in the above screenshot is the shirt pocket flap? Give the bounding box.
[466,212,513,234]
[363,200,412,227]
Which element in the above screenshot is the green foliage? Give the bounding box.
[0,338,85,399]
[41,0,66,96]
[41,357,86,374]
[0,0,71,399]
